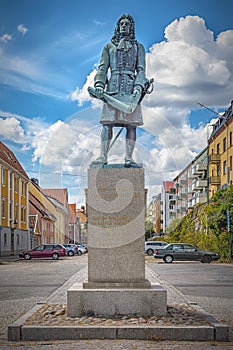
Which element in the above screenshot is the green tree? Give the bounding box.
[166,185,233,262]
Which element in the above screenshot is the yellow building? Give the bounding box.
[29,182,68,245]
[208,101,233,199]
[29,179,56,246]
[0,141,29,256]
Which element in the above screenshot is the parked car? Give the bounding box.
[77,244,87,255]
[63,244,79,256]
[81,243,88,252]
[145,241,167,255]
[153,243,220,263]
[19,244,66,260]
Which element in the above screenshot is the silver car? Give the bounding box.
[63,244,79,256]
[145,241,167,256]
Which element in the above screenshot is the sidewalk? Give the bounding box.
[0,255,19,263]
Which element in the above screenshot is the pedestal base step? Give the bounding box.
[67,283,167,317]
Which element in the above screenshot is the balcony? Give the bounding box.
[196,193,207,204]
[195,179,207,189]
[209,176,221,185]
[192,179,207,190]
[209,154,220,164]
[192,163,207,176]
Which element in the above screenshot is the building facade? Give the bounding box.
[0,142,29,256]
[161,181,175,234]
[29,179,56,247]
[42,188,69,244]
[208,102,233,199]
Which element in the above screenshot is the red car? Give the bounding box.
[19,244,66,260]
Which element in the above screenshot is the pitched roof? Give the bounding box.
[163,181,174,192]
[29,192,56,221]
[42,188,68,206]
[0,141,29,179]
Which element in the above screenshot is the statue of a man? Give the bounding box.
[89,14,151,167]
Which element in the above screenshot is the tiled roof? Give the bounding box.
[42,188,68,206]
[163,181,174,192]
[0,141,29,179]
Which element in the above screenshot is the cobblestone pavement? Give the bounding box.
[0,257,233,349]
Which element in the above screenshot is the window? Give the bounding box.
[9,201,13,221]
[230,132,232,147]
[21,181,24,195]
[217,143,220,155]
[1,198,6,218]
[1,168,6,185]
[223,160,227,175]
[4,233,7,247]
[223,137,227,152]
[21,206,26,222]
[9,173,12,189]
[230,156,232,171]
[14,177,19,193]
[15,203,19,221]
[34,245,43,251]
[217,165,221,177]
[44,245,54,250]
[172,244,184,251]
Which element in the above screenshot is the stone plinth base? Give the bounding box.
[66,167,167,318]
[67,283,167,317]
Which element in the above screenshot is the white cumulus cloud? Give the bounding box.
[0,33,12,43]
[17,24,29,35]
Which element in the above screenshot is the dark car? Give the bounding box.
[19,244,66,260]
[153,243,220,263]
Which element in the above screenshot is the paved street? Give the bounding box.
[0,256,233,349]
[0,254,87,341]
[148,260,233,333]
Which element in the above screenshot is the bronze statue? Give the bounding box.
[88,14,153,167]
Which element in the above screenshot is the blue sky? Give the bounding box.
[0,0,233,205]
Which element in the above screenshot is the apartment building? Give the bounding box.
[147,194,162,235]
[0,141,29,256]
[173,147,208,219]
[149,102,232,228]
[161,181,175,234]
[208,101,233,198]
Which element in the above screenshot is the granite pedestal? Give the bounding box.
[67,167,167,317]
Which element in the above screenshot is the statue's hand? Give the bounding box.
[133,86,142,97]
[95,86,104,98]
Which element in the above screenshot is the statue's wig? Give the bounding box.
[111,14,136,45]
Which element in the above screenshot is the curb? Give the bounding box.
[8,302,229,342]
